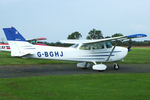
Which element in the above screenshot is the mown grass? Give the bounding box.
[0,74,150,100]
[0,47,150,65]
[123,48,150,64]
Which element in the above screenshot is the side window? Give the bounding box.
[80,43,104,50]
[92,43,104,50]
[97,43,104,49]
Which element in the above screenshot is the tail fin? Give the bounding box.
[3,27,35,57]
[3,27,26,41]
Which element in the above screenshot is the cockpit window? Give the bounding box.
[106,42,112,48]
[70,44,79,48]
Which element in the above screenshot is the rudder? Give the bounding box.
[3,27,34,57]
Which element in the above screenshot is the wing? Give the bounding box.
[60,34,147,44]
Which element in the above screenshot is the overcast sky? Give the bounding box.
[0,0,149,42]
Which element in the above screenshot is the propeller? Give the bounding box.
[128,39,132,52]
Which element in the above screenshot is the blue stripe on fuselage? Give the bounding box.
[85,55,114,57]
[90,51,121,54]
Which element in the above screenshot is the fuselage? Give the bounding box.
[25,44,128,63]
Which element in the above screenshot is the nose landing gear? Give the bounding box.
[113,63,119,70]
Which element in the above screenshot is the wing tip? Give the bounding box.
[127,34,147,38]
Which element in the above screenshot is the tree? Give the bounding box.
[112,33,123,37]
[105,36,111,38]
[86,29,103,39]
[67,32,82,39]
[111,33,124,46]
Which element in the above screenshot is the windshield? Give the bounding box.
[70,44,79,48]
[106,42,112,48]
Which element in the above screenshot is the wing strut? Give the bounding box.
[106,42,117,62]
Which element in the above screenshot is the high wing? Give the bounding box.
[60,34,147,44]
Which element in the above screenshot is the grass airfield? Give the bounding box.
[0,47,150,100]
[123,47,150,64]
[0,74,150,100]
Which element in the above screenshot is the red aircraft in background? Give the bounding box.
[0,37,48,52]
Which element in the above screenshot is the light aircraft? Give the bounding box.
[3,27,147,71]
[0,37,48,52]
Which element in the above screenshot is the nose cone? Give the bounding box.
[115,46,128,60]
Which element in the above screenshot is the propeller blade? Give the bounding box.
[128,39,132,52]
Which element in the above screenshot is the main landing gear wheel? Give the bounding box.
[113,63,119,70]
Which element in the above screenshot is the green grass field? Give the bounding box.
[123,47,150,64]
[0,74,150,100]
[0,47,150,65]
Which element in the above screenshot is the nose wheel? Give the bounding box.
[113,63,119,70]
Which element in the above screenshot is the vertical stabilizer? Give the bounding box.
[3,27,34,57]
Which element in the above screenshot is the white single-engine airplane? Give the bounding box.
[3,27,147,71]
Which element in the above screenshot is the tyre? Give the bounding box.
[114,63,119,70]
